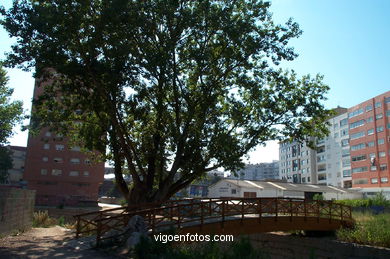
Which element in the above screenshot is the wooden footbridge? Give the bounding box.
[74,197,354,246]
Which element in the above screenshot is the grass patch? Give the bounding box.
[33,210,58,228]
[337,212,390,248]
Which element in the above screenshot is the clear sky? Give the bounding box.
[1,0,389,164]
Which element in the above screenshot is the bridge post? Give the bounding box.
[329,202,332,223]
[96,211,102,247]
[200,202,204,230]
[75,215,80,239]
[275,198,278,222]
[241,199,244,224]
[289,198,293,222]
[257,198,261,224]
[221,200,225,229]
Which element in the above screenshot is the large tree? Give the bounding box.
[1,0,332,204]
[0,65,23,145]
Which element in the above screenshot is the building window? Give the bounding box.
[367,141,375,147]
[380,164,387,171]
[378,139,384,145]
[85,159,91,165]
[352,167,368,173]
[348,108,364,118]
[371,178,378,184]
[342,149,350,157]
[370,166,377,171]
[340,118,348,127]
[70,158,80,164]
[42,157,48,162]
[385,97,390,103]
[365,105,373,112]
[40,169,47,175]
[376,126,384,133]
[54,157,63,163]
[69,171,79,176]
[45,131,51,137]
[375,102,382,108]
[351,155,366,162]
[55,144,65,151]
[349,119,365,129]
[351,143,365,151]
[376,113,383,120]
[379,151,386,157]
[343,169,351,177]
[341,139,349,147]
[43,144,50,150]
[366,116,374,123]
[70,146,81,151]
[83,171,90,177]
[340,129,348,137]
[342,159,351,167]
[51,169,62,176]
[367,129,374,135]
[350,131,365,140]
[231,189,236,194]
[381,177,388,183]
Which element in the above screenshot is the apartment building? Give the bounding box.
[24,78,105,206]
[6,146,27,184]
[229,161,280,181]
[349,91,390,191]
[316,109,352,188]
[279,139,317,184]
[279,107,350,187]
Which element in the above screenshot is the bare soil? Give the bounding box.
[0,226,117,259]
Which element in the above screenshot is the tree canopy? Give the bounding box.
[1,0,332,204]
[0,65,23,145]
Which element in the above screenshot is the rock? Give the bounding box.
[125,232,144,249]
[123,215,148,238]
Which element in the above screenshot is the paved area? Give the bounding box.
[0,226,118,259]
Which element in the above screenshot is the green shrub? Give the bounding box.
[33,211,58,228]
[336,192,390,208]
[337,212,390,248]
[134,236,268,259]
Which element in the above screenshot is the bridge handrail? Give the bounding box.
[74,197,353,246]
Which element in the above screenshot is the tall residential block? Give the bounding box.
[24,78,104,206]
[349,91,390,190]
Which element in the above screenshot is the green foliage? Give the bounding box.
[58,216,65,226]
[0,65,23,145]
[336,193,390,208]
[1,0,332,204]
[337,212,390,248]
[312,194,324,201]
[0,145,13,183]
[134,236,268,259]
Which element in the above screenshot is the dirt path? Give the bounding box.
[0,226,117,259]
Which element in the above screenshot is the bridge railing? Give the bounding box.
[74,198,353,246]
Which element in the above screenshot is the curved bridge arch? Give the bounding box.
[74,198,354,246]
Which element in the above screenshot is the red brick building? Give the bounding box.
[349,91,390,189]
[24,79,104,206]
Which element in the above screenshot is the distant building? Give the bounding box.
[208,179,362,200]
[229,161,279,181]
[279,107,351,188]
[5,146,26,184]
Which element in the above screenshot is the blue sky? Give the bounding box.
[1,0,389,163]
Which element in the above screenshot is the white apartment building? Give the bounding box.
[279,140,317,184]
[229,161,279,181]
[279,107,352,188]
[316,110,352,188]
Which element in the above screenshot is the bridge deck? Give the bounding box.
[73,197,354,246]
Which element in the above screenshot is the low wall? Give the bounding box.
[0,187,36,235]
[246,233,390,258]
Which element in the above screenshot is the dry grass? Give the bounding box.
[32,211,58,228]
